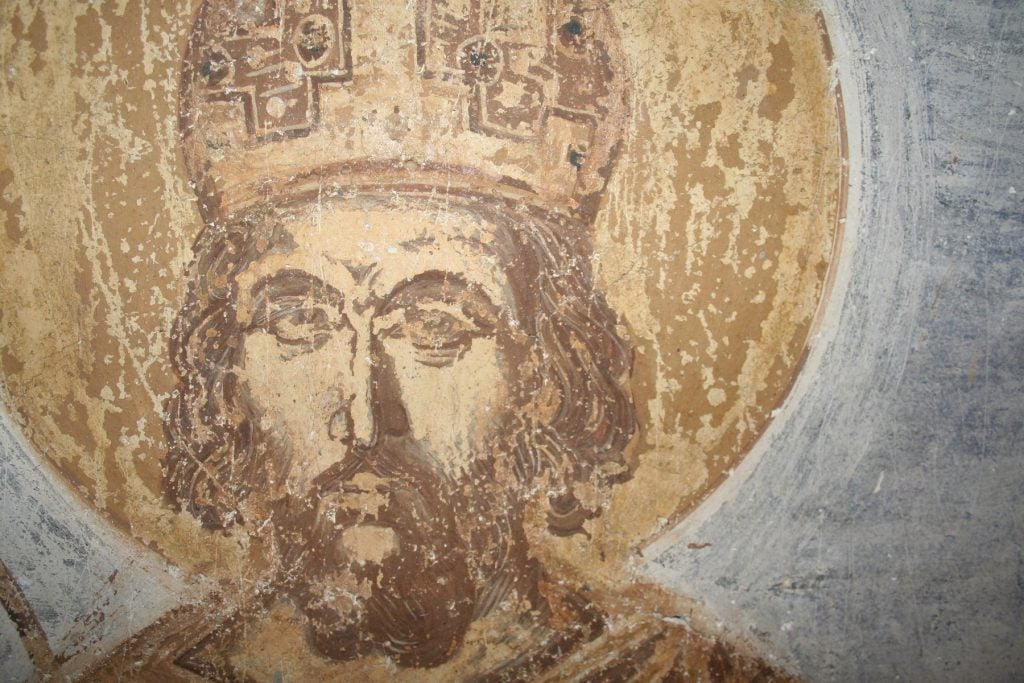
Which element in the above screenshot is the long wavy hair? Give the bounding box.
[164,195,636,535]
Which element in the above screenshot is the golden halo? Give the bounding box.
[0,0,844,589]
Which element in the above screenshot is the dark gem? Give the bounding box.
[202,51,231,86]
[459,40,501,85]
[560,16,588,51]
[296,17,333,65]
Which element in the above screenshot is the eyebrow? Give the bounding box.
[384,271,498,313]
[248,268,502,323]
[249,269,344,307]
[396,235,437,250]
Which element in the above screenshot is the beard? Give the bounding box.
[268,435,523,668]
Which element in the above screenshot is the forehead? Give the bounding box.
[238,201,514,305]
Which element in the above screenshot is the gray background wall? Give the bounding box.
[2,0,1022,681]
[646,1,1024,681]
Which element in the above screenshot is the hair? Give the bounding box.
[163,195,636,535]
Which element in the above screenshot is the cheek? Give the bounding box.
[386,338,511,472]
[239,331,356,497]
[238,333,347,483]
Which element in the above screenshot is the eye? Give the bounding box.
[407,308,476,348]
[263,303,344,356]
[269,306,328,343]
[382,303,495,367]
[246,271,349,359]
[377,274,503,367]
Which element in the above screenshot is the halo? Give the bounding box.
[0,0,845,585]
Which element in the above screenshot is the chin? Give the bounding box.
[276,469,487,667]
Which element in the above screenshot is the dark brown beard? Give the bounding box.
[270,437,517,668]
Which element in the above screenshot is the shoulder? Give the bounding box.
[535,585,798,682]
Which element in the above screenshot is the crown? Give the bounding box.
[179,0,630,224]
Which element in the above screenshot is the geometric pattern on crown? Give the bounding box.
[180,0,630,224]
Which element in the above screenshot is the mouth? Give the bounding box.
[336,523,400,566]
[318,472,392,519]
[312,476,401,568]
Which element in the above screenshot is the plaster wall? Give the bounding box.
[0,0,1021,680]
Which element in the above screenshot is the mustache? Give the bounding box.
[308,435,459,498]
[271,435,473,571]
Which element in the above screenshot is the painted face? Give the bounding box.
[229,201,533,666]
[234,202,525,499]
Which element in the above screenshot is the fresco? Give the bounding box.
[0,0,844,679]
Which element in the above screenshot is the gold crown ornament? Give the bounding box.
[179,0,631,224]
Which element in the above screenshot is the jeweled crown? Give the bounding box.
[180,0,630,223]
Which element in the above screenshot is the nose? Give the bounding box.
[327,324,410,448]
[347,346,377,449]
[326,332,377,448]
